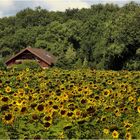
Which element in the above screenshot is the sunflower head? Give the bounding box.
[92,84,98,89]
[2,113,14,125]
[101,116,107,122]
[137,106,140,113]
[30,103,37,109]
[36,104,44,112]
[5,86,11,93]
[112,130,119,139]
[34,135,41,140]
[26,68,30,72]
[107,80,113,85]
[52,104,59,110]
[102,89,111,97]
[67,111,74,118]
[73,109,81,119]
[32,114,38,121]
[138,97,140,102]
[43,115,52,122]
[1,104,9,112]
[24,83,29,89]
[103,128,110,135]
[114,108,121,117]
[124,123,133,130]
[60,108,67,117]
[86,105,96,115]
[18,88,25,94]
[128,96,136,103]
[80,98,87,105]
[125,132,132,140]
[1,96,9,102]
[44,121,51,129]
[20,106,27,114]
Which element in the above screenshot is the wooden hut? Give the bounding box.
[5,47,56,69]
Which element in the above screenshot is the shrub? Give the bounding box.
[0,59,7,70]
[123,60,140,70]
[10,60,41,71]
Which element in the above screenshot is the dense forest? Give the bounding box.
[0,2,140,70]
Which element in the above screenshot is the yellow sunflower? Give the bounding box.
[18,88,25,94]
[124,121,133,130]
[26,68,30,72]
[31,113,38,121]
[80,97,87,105]
[5,86,11,93]
[2,113,15,125]
[24,83,29,89]
[34,135,41,140]
[128,96,135,102]
[101,116,107,122]
[137,106,140,113]
[61,93,69,101]
[103,128,110,135]
[43,115,52,122]
[57,131,65,139]
[73,109,81,119]
[36,104,44,112]
[107,80,113,85]
[125,132,132,140]
[112,130,119,139]
[59,108,67,117]
[16,100,23,107]
[102,89,110,97]
[16,76,22,81]
[20,106,27,114]
[92,84,98,89]
[114,108,121,117]
[67,111,74,118]
[52,104,59,110]
[44,121,51,129]
[137,97,140,103]
[1,96,9,102]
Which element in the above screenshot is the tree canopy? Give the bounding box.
[0,2,140,70]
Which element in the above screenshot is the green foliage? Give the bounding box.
[0,122,9,139]
[0,2,140,70]
[82,57,88,68]
[106,43,126,57]
[0,59,7,70]
[74,58,83,69]
[123,60,140,70]
[136,48,140,58]
[65,46,76,64]
[105,43,127,70]
[10,60,41,71]
[0,47,12,57]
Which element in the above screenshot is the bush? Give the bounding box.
[123,60,140,70]
[10,60,41,71]
[0,60,7,70]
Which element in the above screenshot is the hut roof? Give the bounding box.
[5,47,56,65]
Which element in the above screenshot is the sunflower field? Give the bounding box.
[0,68,140,139]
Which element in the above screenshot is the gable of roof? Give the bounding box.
[5,47,56,65]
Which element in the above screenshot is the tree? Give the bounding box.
[0,2,140,70]
[82,57,88,68]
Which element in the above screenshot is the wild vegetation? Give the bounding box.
[0,2,140,70]
[0,68,140,139]
[0,2,140,139]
